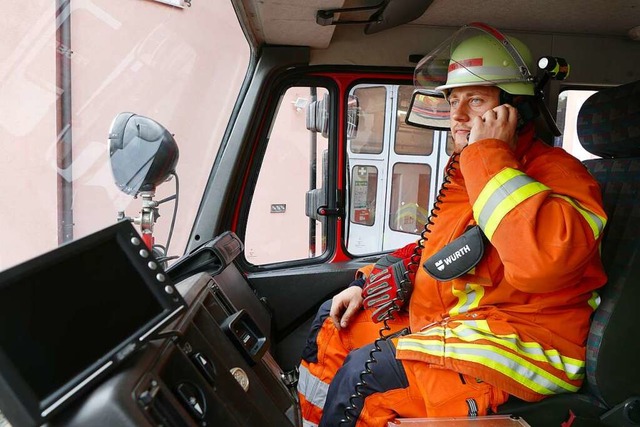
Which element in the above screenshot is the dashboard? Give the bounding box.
[47,271,300,427]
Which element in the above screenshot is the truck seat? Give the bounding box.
[497,79,640,426]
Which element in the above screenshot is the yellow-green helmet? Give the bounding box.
[414,22,536,97]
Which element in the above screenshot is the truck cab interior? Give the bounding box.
[0,1,639,426]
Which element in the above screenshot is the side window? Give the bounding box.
[395,86,433,156]
[389,163,430,234]
[245,86,328,265]
[556,89,599,160]
[349,86,386,154]
[389,87,433,234]
[351,165,378,226]
[346,83,448,255]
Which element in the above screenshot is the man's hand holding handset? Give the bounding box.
[467,103,519,149]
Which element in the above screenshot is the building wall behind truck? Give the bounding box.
[0,0,249,269]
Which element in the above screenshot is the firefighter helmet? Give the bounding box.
[414,22,535,97]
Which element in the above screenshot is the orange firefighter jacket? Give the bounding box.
[380,126,607,402]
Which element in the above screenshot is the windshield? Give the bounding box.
[0,1,250,270]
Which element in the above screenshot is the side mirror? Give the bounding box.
[306,94,329,137]
[405,89,450,131]
[305,149,329,222]
[305,93,360,139]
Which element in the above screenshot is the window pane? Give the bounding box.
[349,86,386,154]
[245,87,328,265]
[0,1,249,270]
[556,90,599,161]
[350,165,378,226]
[389,163,431,234]
[396,86,434,155]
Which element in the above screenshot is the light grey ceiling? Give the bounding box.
[235,0,640,48]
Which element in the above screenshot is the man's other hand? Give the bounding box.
[329,286,364,330]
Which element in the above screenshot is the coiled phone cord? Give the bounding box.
[339,153,460,425]
[406,152,460,279]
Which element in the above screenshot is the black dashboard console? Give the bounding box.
[48,272,300,427]
[0,226,300,427]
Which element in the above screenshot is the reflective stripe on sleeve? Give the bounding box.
[549,194,606,239]
[473,168,549,241]
[588,291,601,311]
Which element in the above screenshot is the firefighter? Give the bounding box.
[297,22,607,426]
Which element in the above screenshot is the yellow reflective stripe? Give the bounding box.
[445,343,579,394]
[483,182,548,240]
[396,336,444,356]
[473,168,549,240]
[473,169,523,222]
[447,323,585,378]
[398,319,588,395]
[404,323,584,379]
[396,338,580,395]
[550,194,607,239]
[473,319,490,331]
[588,291,601,311]
[449,282,485,316]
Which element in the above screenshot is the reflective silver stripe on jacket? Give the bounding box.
[473,168,549,240]
[297,364,329,410]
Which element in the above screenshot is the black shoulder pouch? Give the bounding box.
[423,225,487,281]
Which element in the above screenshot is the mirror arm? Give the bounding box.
[316,1,387,26]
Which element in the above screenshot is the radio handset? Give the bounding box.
[499,91,536,131]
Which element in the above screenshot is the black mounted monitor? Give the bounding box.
[0,220,187,427]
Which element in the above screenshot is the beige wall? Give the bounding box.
[0,0,249,269]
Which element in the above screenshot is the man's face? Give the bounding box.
[448,85,501,153]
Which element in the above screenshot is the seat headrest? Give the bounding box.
[577,79,640,158]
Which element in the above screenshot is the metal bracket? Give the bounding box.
[317,206,343,217]
[316,1,388,26]
[281,366,299,389]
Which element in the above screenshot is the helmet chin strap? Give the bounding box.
[535,96,562,137]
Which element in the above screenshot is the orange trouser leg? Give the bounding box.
[402,360,510,418]
[320,337,510,427]
[298,299,409,426]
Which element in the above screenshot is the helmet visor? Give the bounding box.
[413,22,533,93]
